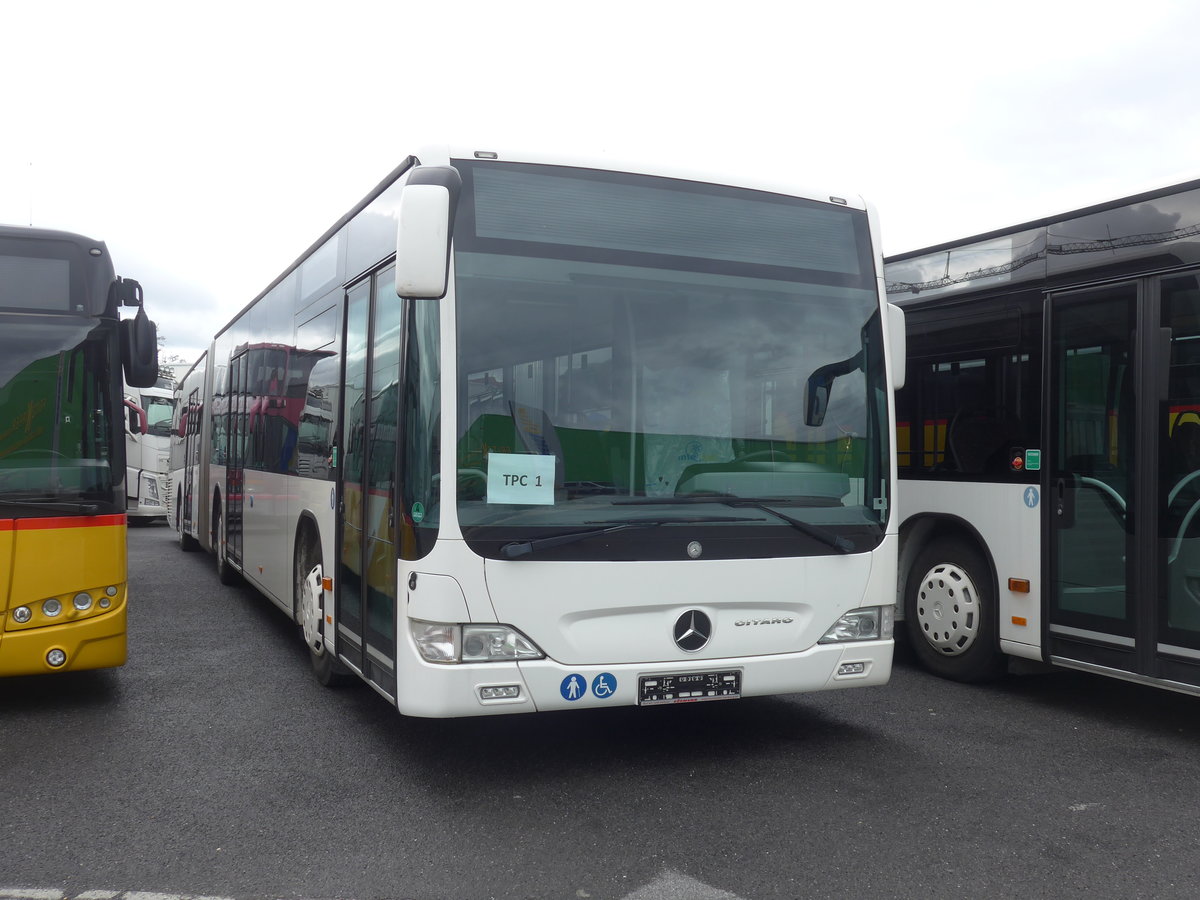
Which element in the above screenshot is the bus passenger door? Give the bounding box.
[227,351,248,568]
[1050,275,1200,691]
[1155,272,1200,687]
[1047,283,1139,672]
[182,387,200,533]
[336,268,400,699]
[337,282,370,676]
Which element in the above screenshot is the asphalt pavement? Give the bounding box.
[3,526,1200,899]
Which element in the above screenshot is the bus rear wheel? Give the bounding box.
[177,492,199,552]
[214,503,240,585]
[293,526,352,687]
[904,537,1005,682]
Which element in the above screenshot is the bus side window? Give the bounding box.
[900,298,1038,480]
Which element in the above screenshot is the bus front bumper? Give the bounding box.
[0,604,127,676]
[394,638,892,718]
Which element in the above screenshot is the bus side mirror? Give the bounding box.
[121,303,159,388]
[395,165,462,299]
[805,373,831,428]
[806,349,864,428]
[888,303,906,391]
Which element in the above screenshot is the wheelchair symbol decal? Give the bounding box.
[591,673,617,699]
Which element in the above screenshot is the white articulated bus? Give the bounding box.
[174,146,906,717]
[169,353,207,549]
[888,175,1200,695]
[124,377,175,523]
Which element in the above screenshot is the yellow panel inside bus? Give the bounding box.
[0,517,128,676]
[896,420,946,469]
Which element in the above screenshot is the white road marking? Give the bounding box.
[620,868,746,900]
[4,870,744,900]
[1,892,233,900]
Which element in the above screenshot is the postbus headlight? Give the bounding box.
[42,598,63,618]
[818,606,894,644]
[411,621,545,663]
[73,592,94,611]
[12,606,32,624]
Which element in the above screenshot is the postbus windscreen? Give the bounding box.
[452,161,888,561]
[0,316,119,508]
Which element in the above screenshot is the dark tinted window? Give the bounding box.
[898,294,1041,481]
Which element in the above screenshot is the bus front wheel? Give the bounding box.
[904,537,1005,682]
[293,526,352,687]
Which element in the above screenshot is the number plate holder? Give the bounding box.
[638,670,741,706]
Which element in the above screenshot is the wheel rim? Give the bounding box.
[915,561,981,656]
[299,560,324,653]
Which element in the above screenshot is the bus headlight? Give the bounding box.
[140,472,161,504]
[461,625,544,662]
[12,606,32,624]
[411,621,459,663]
[411,621,545,663]
[818,606,894,644]
[42,598,63,618]
[73,592,94,611]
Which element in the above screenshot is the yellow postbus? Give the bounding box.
[0,224,157,676]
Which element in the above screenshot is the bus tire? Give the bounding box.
[214,504,240,586]
[904,537,1005,682]
[293,524,352,687]
[177,493,199,552]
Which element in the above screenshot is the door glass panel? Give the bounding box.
[338,282,370,663]
[1160,273,1200,649]
[1051,287,1136,633]
[365,267,399,675]
[228,352,247,564]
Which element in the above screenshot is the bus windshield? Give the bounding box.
[454,161,888,560]
[0,317,118,507]
[142,394,175,437]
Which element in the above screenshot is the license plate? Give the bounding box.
[638,670,741,706]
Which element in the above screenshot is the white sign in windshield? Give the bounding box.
[486,452,556,505]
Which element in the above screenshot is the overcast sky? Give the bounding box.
[4,0,1200,369]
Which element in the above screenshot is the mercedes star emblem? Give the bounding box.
[673,609,712,652]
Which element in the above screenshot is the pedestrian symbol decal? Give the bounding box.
[1024,486,1039,509]
[591,673,617,699]
[561,674,586,701]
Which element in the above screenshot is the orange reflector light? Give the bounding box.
[1008,578,1031,593]
[322,577,333,591]
[1012,616,1028,627]
[326,615,333,624]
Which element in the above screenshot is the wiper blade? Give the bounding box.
[499,516,741,559]
[721,499,855,554]
[614,495,855,554]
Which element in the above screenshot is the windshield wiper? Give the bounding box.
[722,499,856,554]
[614,494,855,554]
[499,516,742,559]
[0,497,101,515]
